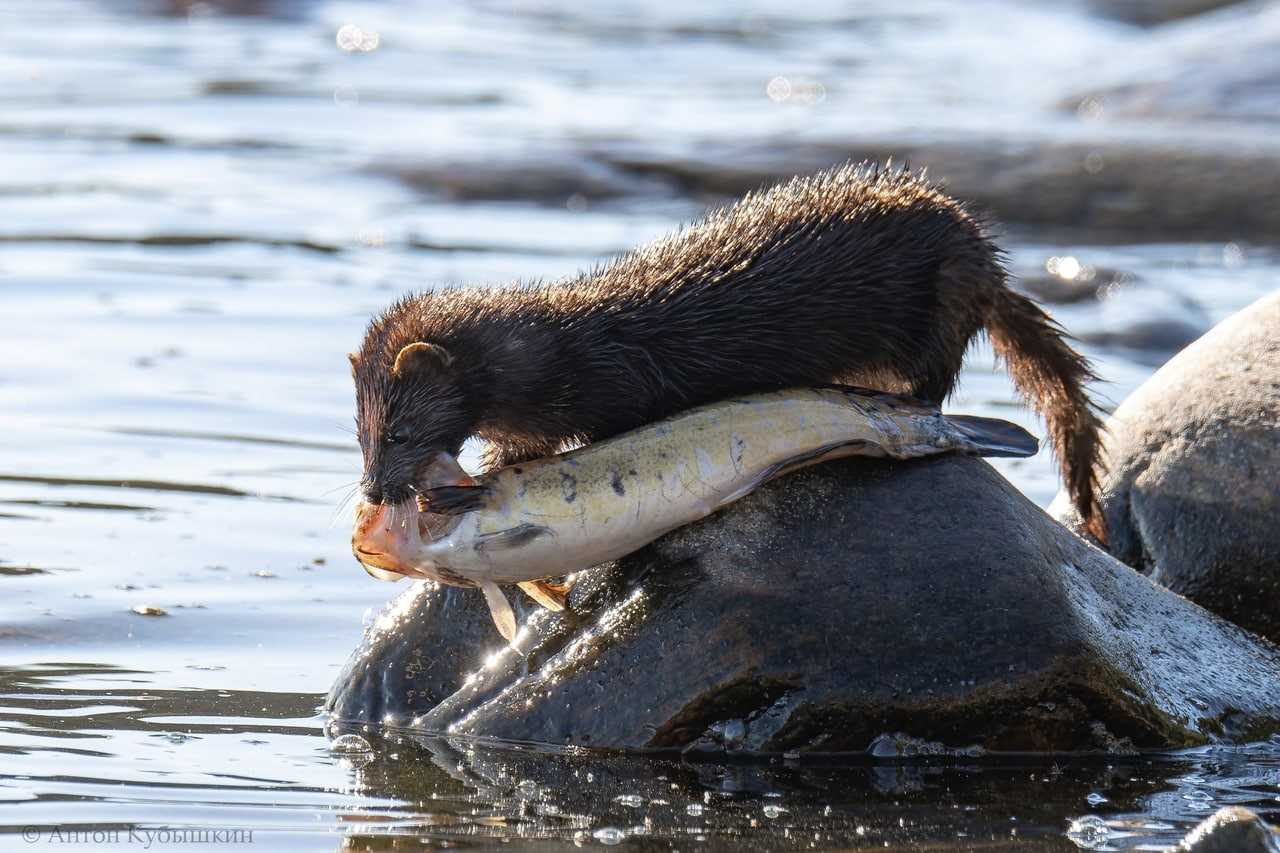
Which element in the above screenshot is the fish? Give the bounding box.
[351,385,1038,642]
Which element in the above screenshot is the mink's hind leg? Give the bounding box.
[909,325,970,406]
[913,370,958,408]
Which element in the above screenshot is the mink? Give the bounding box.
[350,163,1106,541]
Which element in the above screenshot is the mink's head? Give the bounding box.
[350,316,479,506]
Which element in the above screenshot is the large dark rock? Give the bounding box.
[328,452,1280,753]
[1054,289,1280,641]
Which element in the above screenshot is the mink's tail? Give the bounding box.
[986,287,1108,543]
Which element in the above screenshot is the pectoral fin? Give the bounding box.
[518,579,571,611]
[476,523,551,552]
[420,484,492,515]
[478,579,518,643]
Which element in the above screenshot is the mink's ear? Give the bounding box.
[392,342,454,379]
[348,352,361,377]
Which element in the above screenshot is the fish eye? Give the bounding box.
[384,425,411,446]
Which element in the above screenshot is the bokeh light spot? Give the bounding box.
[766,76,792,102]
[336,24,380,53]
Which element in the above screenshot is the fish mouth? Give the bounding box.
[358,556,410,583]
[350,452,471,582]
[351,499,464,581]
[351,501,417,580]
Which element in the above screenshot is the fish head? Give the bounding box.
[350,452,474,585]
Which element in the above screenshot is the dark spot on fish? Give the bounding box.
[433,565,472,587]
[475,523,551,552]
[560,472,578,503]
[611,471,626,497]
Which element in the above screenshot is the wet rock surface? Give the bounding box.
[1054,289,1280,642]
[327,454,1280,753]
[1174,805,1279,853]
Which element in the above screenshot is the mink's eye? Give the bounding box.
[384,425,411,445]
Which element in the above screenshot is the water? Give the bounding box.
[2,0,1279,848]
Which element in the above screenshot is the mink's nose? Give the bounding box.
[360,482,384,504]
[362,480,413,506]
[359,454,408,505]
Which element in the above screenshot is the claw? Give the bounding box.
[517,578,572,611]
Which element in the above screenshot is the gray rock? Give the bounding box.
[1054,289,1280,641]
[328,453,1280,753]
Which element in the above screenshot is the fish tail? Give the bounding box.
[944,415,1039,458]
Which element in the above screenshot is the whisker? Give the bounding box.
[319,417,360,440]
[327,485,361,531]
[386,499,414,531]
[319,480,360,500]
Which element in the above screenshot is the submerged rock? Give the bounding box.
[373,134,1280,243]
[1077,282,1211,361]
[328,451,1280,753]
[1054,289,1280,641]
[616,140,1280,240]
[1084,0,1251,27]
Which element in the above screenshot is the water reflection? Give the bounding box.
[0,662,364,838]
[0,662,318,740]
[322,726,1280,849]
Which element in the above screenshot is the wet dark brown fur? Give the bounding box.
[351,162,1107,541]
